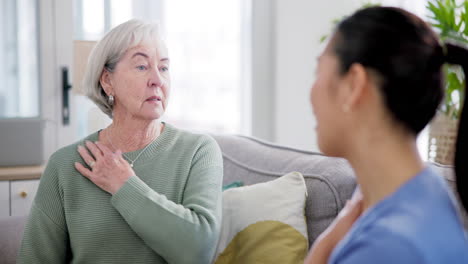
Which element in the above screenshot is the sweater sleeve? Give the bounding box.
[110,136,223,264]
[17,155,70,264]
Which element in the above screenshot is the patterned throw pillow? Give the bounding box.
[213,172,309,264]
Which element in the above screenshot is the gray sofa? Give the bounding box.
[0,134,465,264]
[213,134,356,244]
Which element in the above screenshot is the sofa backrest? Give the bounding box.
[212,134,357,246]
[212,134,468,247]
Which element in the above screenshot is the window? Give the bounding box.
[72,0,251,138]
[0,0,39,118]
[163,0,250,134]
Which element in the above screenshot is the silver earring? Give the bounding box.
[108,95,114,106]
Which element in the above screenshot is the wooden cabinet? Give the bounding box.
[0,166,43,217]
[10,180,40,216]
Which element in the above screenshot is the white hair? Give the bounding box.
[83,19,162,118]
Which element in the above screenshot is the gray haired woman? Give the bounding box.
[18,20,223,264]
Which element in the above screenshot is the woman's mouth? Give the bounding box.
[146,96,162,102]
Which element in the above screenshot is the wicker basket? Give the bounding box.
[428,113,459,165]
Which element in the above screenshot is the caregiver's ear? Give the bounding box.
[339,63,373,111]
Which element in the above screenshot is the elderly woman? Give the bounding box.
[18,20,223,264]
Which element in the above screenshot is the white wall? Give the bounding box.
[253,0,428,151]
[274,0,361,151]
[250,0,276,141]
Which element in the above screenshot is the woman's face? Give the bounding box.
[310,41,347,156]
[105,38,171,121]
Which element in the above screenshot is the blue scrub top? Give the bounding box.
[329,168,468,264]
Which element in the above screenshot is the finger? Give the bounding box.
[339,198,363,219]
[115,150,124,158]
[346,199,364,220]
[349,194,363,209]
[77,145,96,167]
[74,162,93,179]
[351,187,363,202]
[85,141,103,160]
[100,146,125,166]
[113,150,132,168]
[114,150,126,162]
[95,141,113,156]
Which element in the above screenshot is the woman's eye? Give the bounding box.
[136,65,147,71]
[160,66,169,72]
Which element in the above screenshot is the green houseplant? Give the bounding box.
[428,0,467,119]
[427,0,467,164]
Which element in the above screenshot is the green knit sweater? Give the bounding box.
[18,124,223,264]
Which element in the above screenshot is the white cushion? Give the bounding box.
[213,171,309,264]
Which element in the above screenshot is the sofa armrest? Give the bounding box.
[0,216,27,264]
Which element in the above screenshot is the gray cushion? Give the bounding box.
[0,215,26,264]
[212,134,357,246]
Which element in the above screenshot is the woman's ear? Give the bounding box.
[339,63,370,112]
[100,69,113,96]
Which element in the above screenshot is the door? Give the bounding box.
[38,0,76,155]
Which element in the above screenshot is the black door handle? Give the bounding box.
[62,67,72,125]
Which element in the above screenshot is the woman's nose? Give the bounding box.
[148,68,164,88]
